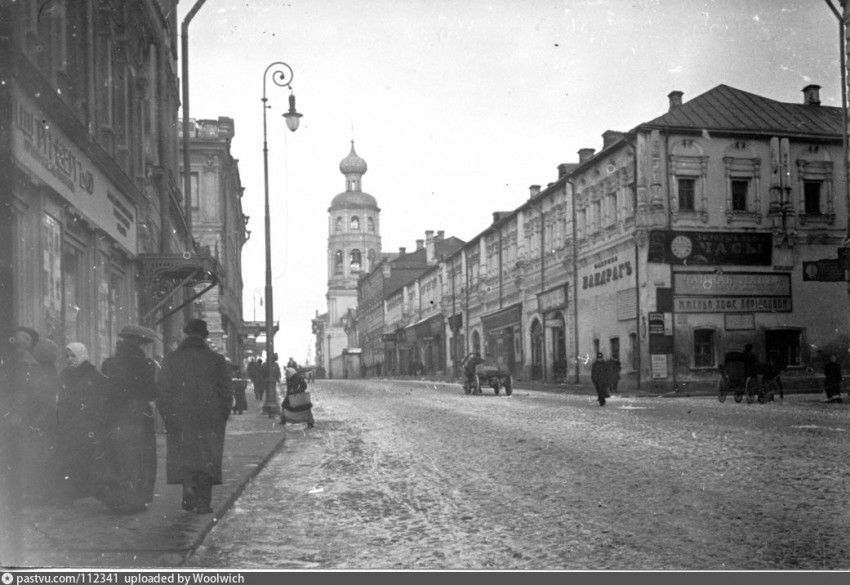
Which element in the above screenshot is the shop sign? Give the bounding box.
[802,259,844,282]
[648,312,665,335]
[10,86,137,254]
[582,255,633,289]
[674,272,791,296]
[537,284,568,313]
[648,230,772,266]
[724,314,755,331]
[481,303,522,331]
[674,296,791,313]
[651,354,668,379]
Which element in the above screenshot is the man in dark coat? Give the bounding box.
[156,319,232,515]
[824,355,843,403]
[100,325,159,514]
[591,352,613,406]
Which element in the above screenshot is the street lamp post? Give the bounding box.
[261,61,302,417]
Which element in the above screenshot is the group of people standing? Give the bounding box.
[0,318,233,518]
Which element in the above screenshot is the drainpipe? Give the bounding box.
[631,141,642,390]
[182,0,208,250]
[567,178,580,384]
[540,207,547,381]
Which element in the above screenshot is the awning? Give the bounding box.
[138,248,223,326]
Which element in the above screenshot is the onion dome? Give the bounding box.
[339,141,368,175]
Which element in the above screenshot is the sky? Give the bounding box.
[178,0,842,365]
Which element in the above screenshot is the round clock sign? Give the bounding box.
[670,235,692,259]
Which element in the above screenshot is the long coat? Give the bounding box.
[156,336,231,485]
[100,343,158,509]
[56,361,110,501]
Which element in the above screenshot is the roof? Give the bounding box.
[639,84,842,139]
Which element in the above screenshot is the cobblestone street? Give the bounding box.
[186,379,850,570]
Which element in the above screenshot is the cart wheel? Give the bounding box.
[505,376,513,396]
[745,377,757,404]
[717,379,727,403]
[473,374,481,394]
[734,387,744,403]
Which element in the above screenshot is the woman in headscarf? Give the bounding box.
[55,342,109,506]
[279,367,314,428]
[99,326,158,514]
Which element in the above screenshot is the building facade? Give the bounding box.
[0,0,202,364]
[181,116,248,363]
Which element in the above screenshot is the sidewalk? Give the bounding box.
[17,399,286,569]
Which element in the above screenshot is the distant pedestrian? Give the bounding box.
[55,342,110,506]
[280,367,314,428]
[156,319,232,515]
[231,364,248,414]
[99,325,159,514]
[252,358,264,400]
[591,352,612,406]
[824,355,843,403]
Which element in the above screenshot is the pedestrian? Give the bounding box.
[252,358,264,401]
[25,339,61,505]
[55,342,110,506]
[461,352,484,394]
[279,367,314,428]
[99,325,159,514]
[286,357,298,370]
[0,327,40,563]
[823,354,843,403]
[156,319,232,515]
[231,364,248,414]
[591,352,612,406]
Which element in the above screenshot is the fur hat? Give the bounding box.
[119,324,157,344]
[183,318,210,338]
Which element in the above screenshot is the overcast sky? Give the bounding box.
[179,0,842,364]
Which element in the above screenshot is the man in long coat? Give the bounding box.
[156,319,232,515]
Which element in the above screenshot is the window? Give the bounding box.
[335,217,343,232]
[731,179,749,211]
[607,192,618,225]
[350,216,360,231]
[190,173,200,209]
[350,249,361,272]
[678,178,696,211]
[765,329,802,368]
[610,337,620,361]
[367,217,375,232]
[592,200,602,232]
[334,250,343,274]
[804,181,822,214]
[693,329,715,367]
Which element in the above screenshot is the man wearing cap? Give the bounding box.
[156,319,232,515]
[99,325,159,514]
[591,352,612,406]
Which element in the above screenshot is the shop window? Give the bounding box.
[42,213,63,340]
[678,178,696,211]
[62,247,83,348]
[731,179,749,211]
[804,181,822,214]
[765,329,802,368]
[693,329,715,368]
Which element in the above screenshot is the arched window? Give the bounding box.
[350,249,361,272]
[367,217,375,232]
[350,216,360,231]
[335,217,343,232]
[334,250,343,274]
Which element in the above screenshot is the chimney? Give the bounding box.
[578,148,596,163]
[425,230,435,243]
[416,239,424,250]
[803,84,821,106]
[437,230,444,240]
[425,231,436,264]
[382,262,392,277]
[399,247,406,256]
[668,90,683,111]
[557,163,570,178]
[529,184,541,198]
[602,130,624,149]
